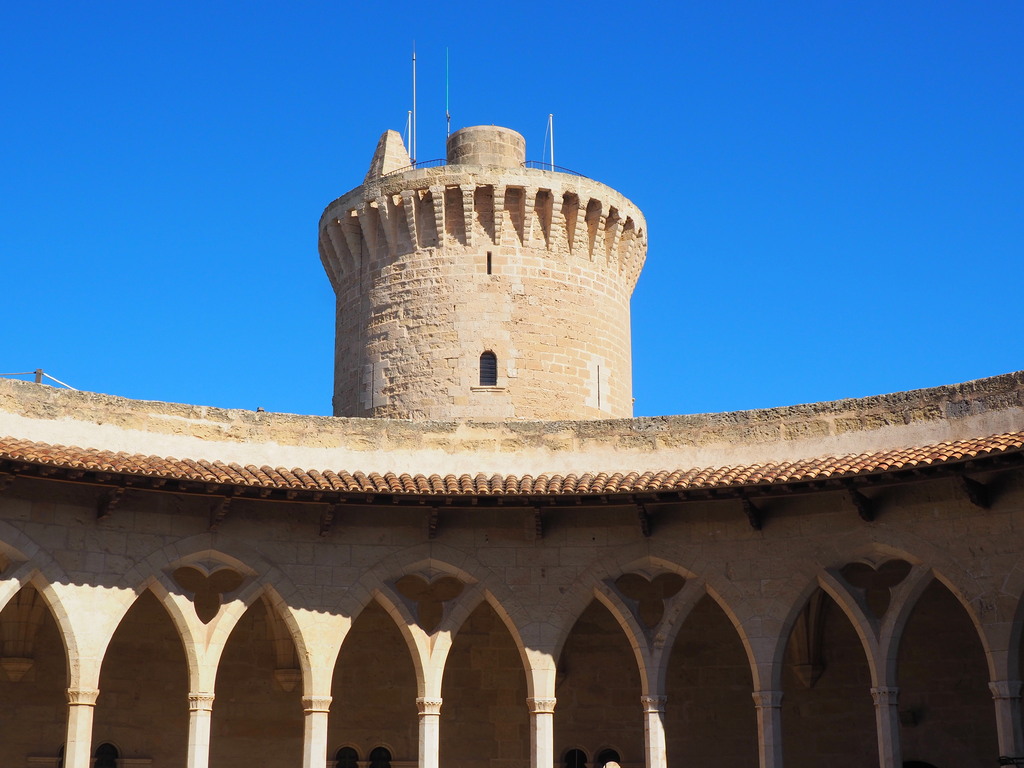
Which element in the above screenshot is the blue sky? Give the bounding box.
[2,2,1021,418]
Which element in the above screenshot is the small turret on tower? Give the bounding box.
[319,125,647,421]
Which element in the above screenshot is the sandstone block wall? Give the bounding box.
[1,468,1021,768]
[319,127,647,421]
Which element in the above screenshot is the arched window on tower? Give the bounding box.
[596,749,621,767]
[564,749,588,768]
[479,351,498,386]
[335,747,359,768]
[93,743,118,768]
[369,746,392,768]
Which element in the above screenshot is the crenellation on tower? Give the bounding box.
[319,125,647,421]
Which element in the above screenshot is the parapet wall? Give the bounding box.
[1,371,1021,478]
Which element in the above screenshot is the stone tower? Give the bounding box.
[318,125,647,420]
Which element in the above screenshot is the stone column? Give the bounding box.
[187,692,215,768]
[302,696,333,768]
[417,696,443,768]
[64,687,99,768]
[527,697,556,768]
[990,680,1024,760]
[641,695,667,768]
[751,690,784,768]
[870,686,902,768]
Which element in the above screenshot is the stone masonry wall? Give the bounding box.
[319,129,647,421]
[1,371,1021,477]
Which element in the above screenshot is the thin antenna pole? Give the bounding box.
[542,116,550,169]
[445,47,451,138]
[405,110,412,151]
[549,113,555,170]
[411,43,417,164]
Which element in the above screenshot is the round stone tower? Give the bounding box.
[318,125,647,420]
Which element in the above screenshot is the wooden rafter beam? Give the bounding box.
[959,475,990,509]
[848,488,875,522]
[637,502,652,537]
[319,503,339,537]
[741,497,762,530]
[426,506,439,539]
[96,487,125,521]
[209,496,232,532]
[532,507,544,541]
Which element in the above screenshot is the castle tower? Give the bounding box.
[318,125,647,420]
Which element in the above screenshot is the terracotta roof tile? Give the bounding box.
[0,432,1021,497]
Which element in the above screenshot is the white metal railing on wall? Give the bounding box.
[0,369,76,390]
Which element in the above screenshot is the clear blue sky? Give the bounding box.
[2,2,1021,418]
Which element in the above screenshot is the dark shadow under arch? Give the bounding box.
[555,600,642,765]
[211,597,303,767]
[781,588,875,768]
[440,601,529,768]
[0,583,67,766]
[95,590,189,764]
[330,601,418,763]
[898,580,996,768]
[666,593,757,766]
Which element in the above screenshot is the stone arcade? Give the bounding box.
[1,127,1023,768]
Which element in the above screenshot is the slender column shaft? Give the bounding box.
[641,695,667,768]
[187,692,215,768]
[751,690,784,768]
[527,697,556,768]
[64,687,99,768]
[417,697,442,768]
[990,680,1024,760]
[870,686,902,768]
[303,696,333,768]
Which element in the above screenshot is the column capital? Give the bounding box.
[417,696,443,716]
[870,686,899,707]
[641,695,667,713]
[751,689,784,709]
[66,687,99,706]
[188,691,216,711]
[989,680,1023,700]
[527,697,556,714]
[302,695,333,714]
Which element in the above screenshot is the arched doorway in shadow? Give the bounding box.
[329,600,418,763]
[898,580,996,767]
[781,588,875,767]
[210,595,304,767]
[665,593,757,765]
[555,600,643,764]
[440,600,529,768]
[94,590,188,764]
[0,584,66,765]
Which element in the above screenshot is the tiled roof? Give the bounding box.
[0,432,1021,498]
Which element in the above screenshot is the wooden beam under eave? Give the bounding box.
[319,503,339,537]
[848,488,875,522]
[209,496,232,532]
[426,507,440,539]
[637,503,652,537]
[97,487,125,521]
[960,475,990,509]
[741,498,763,530]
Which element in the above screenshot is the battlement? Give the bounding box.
[319,134,647,293]
[318,126,648,421]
